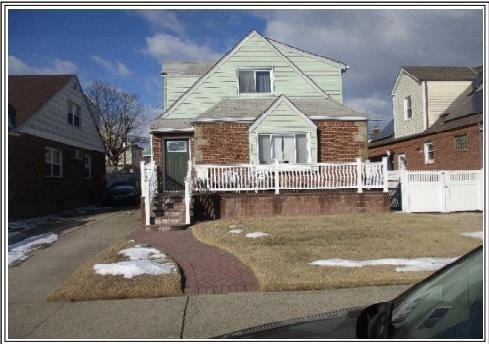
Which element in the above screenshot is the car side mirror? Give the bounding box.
[356,302,392,339]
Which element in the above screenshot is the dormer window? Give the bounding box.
[238,69,272,94]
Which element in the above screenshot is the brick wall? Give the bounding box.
[201,191,389,220]
[8,132,106,218]
[315,120,368,162]
[193,122,250,164]
[368,123,482,170]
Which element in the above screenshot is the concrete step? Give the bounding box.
[154,217,186,226]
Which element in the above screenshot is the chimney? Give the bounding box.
[372,127,380,137]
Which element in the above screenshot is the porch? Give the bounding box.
[141,158,389,227]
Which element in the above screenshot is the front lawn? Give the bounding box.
[192,212,482,292]
[47,240,183,301]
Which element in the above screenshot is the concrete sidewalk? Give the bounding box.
[8,210,409,339]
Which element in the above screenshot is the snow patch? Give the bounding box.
[246,232,269,239]
[462,232,484,241]
[94,244,176,279]
[228,229,244,234]
[8,233,58,266]
[310,257,457,272]
[94,261,176,279]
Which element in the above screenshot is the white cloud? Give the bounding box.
[9,56,78,75]
[142,33,221,62]
[91,55,132,76]
[347,95,391,121]
[136,10,185,35]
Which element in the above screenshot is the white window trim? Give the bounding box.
[257,132,310,165]
[403,95,412,120]
[45,147,63,178]
[84,154,92,179]
[236,68,275,96]
[424,142,435,164]
[397,153,406,170]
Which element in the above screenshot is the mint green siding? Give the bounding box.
[170,34,324,119]
[271,43,343,102]
[249,101,318,164]
[165,75,200,109]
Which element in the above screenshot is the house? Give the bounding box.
[144,30,390,225]
[8,75,106,218]
[117,142,144,171]
[369,66,483,170]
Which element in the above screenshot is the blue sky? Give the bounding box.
[8,9,483,129]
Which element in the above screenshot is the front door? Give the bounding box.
[164,139,189,191]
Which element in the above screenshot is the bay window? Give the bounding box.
[258,133,308,164]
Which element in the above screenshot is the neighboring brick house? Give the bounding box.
[150,30,368,191]
[8,75,106,218]
[369,66,483,170]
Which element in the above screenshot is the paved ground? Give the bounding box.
[8,210,410,339]
[134,230,259,294]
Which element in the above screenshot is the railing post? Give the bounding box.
[184,160,192,225]
[274,160,280,194]
[356,158,363,193]
[382,156,389,193]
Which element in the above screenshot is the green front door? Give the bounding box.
[164,139,189,191]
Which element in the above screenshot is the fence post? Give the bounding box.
[440,171,448,213]
[356,158,363,193]
[479,169,484,211]
[274,160,280,194]
[184,160,192,225]
[382,157,389,193]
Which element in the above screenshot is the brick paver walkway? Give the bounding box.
[133,230,260,295]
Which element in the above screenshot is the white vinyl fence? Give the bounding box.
[399,169,483,212]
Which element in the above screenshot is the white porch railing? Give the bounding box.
[140,160,158,226]
[192,157,389,194]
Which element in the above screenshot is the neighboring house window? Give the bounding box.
[84,154,92,179]
[238,69,272,94]
[454,135,468,151]
[45,147,63,177]
[424,142,435,164]
[8,104,16,130]
[258,133,308,164]
[67,100,81,127]
[397,153,407,170]
[404,96,412,119]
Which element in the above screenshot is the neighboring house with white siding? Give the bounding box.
[369,66,483,170]
[151,30,367,192]
[8,75,106,218]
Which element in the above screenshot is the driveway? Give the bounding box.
[8,210,409,339]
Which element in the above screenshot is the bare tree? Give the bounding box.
[87,81,143,167]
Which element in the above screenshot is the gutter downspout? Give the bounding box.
[161,72,167,112]
[422,81,428,130]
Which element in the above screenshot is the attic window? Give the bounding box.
[67,100,81,127]
[404,96,412,120]
[238,70,272,94]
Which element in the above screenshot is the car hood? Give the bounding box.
[218,306,364,339]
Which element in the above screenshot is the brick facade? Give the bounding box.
[315,120,368,162]
[192,122,250,164]
[368,123,482,170]
[8,133,106,218]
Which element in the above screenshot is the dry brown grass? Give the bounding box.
[192,212,482,292]
[47,241,183,302]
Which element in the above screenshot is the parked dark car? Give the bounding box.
[103,181,139,206]
[220,246,483,339]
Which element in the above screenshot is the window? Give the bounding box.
[84,154,91,179]
[8,104,16,130]
[397,153,407,170]
[454,135,468,152]
[424,142,435,164]
[45,147,63,177]
[258,133,308,164]
[404,96,413,119]
[67,101,81,127]
[167,141,187,153]
[238,69,272,94]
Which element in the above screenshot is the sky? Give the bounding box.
[8,8,483,132]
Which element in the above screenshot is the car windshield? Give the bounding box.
[390,247,483,339]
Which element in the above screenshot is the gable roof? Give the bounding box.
[162,61,216,76]
[266,37,348,72]
[193,96,366,123]
[158,30,330,120]
[8,75,74,127]
[402,66,479,82]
